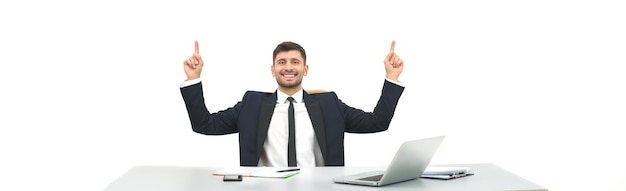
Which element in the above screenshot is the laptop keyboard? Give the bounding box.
[357,174,384,182]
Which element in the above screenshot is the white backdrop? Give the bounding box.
[1,0,625,191]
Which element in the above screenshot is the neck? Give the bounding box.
[278,86,302,96]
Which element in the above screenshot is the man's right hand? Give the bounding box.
[183,41,204,80]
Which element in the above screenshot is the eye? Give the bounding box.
[292,60,300,65]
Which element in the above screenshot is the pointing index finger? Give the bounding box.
[194,41,199,54]
[390,40,396,53]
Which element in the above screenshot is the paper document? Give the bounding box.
[214,167,300,178]
[421,166,474,180]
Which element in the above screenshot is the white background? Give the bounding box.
[1,0,625,190]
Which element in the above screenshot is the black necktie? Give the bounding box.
[287,97,297,167]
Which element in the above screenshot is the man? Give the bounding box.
[180,40,404,167]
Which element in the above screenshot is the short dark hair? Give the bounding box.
[272,41,306,64]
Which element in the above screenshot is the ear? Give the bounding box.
[271,64,276,77]
[303,64,309,76]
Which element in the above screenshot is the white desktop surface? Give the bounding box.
[103,163,547,191]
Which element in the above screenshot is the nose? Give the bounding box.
[284,63,295,70]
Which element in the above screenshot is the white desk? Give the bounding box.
[103,163,547,191]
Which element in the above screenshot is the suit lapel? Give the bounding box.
[256,92,277,162]
[304,91,327,163]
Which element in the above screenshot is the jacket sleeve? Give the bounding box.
[342,80,404,133]
[180,82,240,135]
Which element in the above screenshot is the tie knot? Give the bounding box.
[287,97,295,103]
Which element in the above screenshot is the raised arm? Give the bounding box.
[180,41,239,135]
[343,41,406,133]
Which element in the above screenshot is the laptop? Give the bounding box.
[333,136,445,187]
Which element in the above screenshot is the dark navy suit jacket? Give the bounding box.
[180,80,404,166]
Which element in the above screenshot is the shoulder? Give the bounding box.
[305,89,329,94]
[244,90,273,95]
[242,90,274,99]
[235,91,274,105]
[305,90,338,100]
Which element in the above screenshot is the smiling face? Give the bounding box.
[272,50,308,95]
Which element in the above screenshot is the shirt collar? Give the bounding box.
[277,89,304,104]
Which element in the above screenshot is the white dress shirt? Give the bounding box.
[257,89,324,167]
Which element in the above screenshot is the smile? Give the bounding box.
[281,73,298,79]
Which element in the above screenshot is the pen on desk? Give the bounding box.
[276,168,300,173]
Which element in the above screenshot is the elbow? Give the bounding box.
[375,125,390,133]
[190,121,234,135]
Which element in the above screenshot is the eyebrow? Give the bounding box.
[276,58,301,62]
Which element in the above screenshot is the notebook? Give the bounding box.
[213,167,300,178]
[332,136,445,187]
[421,166,474,180]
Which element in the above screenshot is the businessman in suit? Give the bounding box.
[180,40,404,167]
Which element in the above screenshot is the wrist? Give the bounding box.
[386,75,399,82]
[186,74,200,81]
